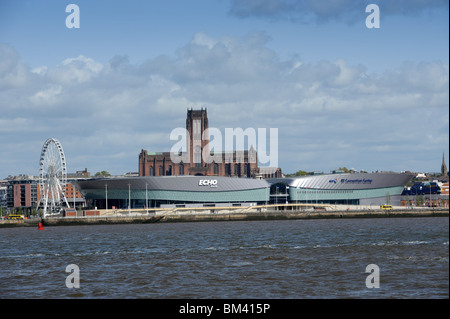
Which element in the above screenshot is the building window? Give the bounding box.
[149,166,154,176]
[234,164,240,177]
[213,163,219,175]
[195,154,202,167]
[193,120,201,140]
[167,165,172,176]
[225,164,231,176]
[194,145,202,167]
[179,164,184,175]
[159,166,163,176]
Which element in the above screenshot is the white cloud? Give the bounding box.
[29,85,62,106]
[228,0,449,24]
[48,55,103,84]
[0,43,30,89]
[0,34,448,177]
[31,66,48,75]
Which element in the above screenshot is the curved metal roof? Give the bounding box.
[74,175,269,192]
[268,172,414,190]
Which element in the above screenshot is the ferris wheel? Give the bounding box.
[37,138,70,216]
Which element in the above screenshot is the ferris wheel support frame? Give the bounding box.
[37,138,70,217]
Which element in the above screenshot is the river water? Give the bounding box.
[0,217,448,299]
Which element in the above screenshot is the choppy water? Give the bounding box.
[0,217,448,299]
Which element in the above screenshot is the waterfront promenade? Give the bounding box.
[1,205,448,228]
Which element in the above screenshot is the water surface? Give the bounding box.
[0,217,448,298]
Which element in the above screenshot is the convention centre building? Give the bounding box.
[268,172,414,206]
[74,172,413,209]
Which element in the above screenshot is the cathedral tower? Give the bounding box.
[186,108,209,175]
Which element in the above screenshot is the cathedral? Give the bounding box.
[138,108,282,178]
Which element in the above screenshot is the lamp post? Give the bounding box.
[105,184,108,213]
[128,183,131,214]
[286,185,289,205]
[276,186,279,206]
[145,183,148,214]
[266,186,269,207]
[430,181,432,207]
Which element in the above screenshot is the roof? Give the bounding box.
[73,175,269,193]
[268,172,414,190]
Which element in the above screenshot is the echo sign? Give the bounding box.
[199,179,218,187]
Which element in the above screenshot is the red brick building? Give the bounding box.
[441,182,449,195]
[7,177,84,212]
[139,108,282,178]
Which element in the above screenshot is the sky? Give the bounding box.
[0,0,448,178]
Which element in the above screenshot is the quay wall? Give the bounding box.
[0,208,448,228]
[161,209,448,223]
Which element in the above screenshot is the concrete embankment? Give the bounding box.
[0,208,448,228]
[158,208,448,223]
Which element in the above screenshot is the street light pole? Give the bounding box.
[105,184,108,213]
[145,183,148,214]
[276,186,279,207]
[430,181,432,207]
[128,183,131,214]
[286,185,289,205]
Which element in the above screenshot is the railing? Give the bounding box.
[95,203,337,218]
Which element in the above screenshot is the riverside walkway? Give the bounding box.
[1,204,448,227]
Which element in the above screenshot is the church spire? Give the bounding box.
[442,152,448,176]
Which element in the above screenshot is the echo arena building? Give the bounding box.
[74,176,271,209]
[74,172,413,209]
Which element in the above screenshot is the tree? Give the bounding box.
[94,171,111,177]
[416,195,424,207]
[294,170,309,176]
[285,170,310,177]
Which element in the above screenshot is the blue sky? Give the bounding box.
[0,0,448,178]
